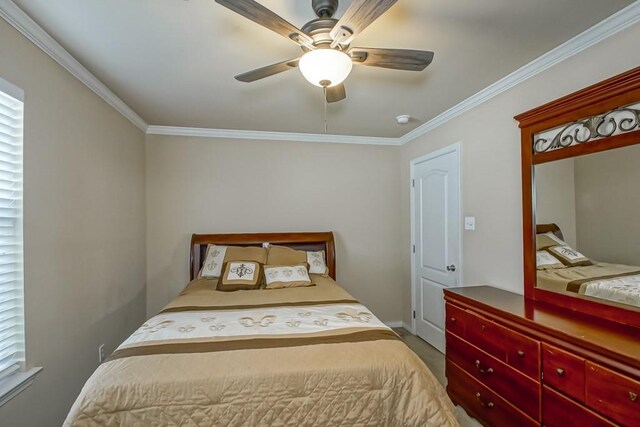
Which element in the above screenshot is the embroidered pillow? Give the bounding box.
[547,245,592,267]
[218,261,263,291]
[264,264,313,289]
[200,245,227,278]
[201,245,267,278]
[536,251,565,270]
[306,251,328,276]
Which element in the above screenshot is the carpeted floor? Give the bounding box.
[395,328,482,427]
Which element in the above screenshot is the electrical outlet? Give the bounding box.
[98,344,105,363]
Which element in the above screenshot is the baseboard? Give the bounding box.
[384,321,404,328]
[402,322,415,334]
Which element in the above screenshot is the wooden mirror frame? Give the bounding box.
[515,66,640,329]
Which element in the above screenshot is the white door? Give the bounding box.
[412,144,461,353]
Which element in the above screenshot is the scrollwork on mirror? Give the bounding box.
[533,102,640,154]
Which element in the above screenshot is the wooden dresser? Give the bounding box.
[444,286,640,427]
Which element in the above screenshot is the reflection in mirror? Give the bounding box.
[534,144,640,309]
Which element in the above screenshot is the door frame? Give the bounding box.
[409,142,463,335]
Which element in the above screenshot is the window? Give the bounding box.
[0,78,35,406]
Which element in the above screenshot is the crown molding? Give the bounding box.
[146,125,401,146]
[2,0,638,145]
[0,0,148,132]
[398,1,640,145]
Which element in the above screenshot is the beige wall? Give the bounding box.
[146,135,402,322]
[535,158,577,247]
[0,20,146,426]
[575,144,640,265]
[399,23,640,325]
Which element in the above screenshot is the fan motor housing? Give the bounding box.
[301,18,340,48]
[312,0,339,18]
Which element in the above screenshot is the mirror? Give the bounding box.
[534,144,640,309]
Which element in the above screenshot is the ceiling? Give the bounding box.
[13,0,634,137]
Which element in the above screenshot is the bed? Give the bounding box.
[64,232,458,426]
[535,224,640,307]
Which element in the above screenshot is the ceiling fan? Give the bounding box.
[215,0,434,103]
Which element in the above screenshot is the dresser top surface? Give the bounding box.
[445,286,640,371]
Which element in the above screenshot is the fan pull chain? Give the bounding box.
[323,86,328,134]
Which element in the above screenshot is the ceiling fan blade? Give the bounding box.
[350,48,434,71]
[235,58,300,82]
[330,0,397,44]
[215,0,314,48]
[326,84,346,103]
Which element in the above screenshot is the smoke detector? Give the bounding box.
[396,115,411,125]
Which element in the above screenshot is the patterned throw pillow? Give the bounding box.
[200,245,227,278]
[547,245,592,267]
[264,264,313,289]
[306,251,328,276]
[200,245,267,278]
[217,261,263,291]
[536,251,565,270]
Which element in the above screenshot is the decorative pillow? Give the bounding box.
[217,261,263,291]
[536,251,565,270]
[306,251,328,276]
[546,245,592,267]
[536,232,567,250]
[201,245,267,278]
[200,245,228,278]
[264,264,313,289]
[267,245,307,265]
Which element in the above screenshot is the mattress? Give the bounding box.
[64,276,458,426]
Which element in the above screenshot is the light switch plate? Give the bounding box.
[464,216,476,230]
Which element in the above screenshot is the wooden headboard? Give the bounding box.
[190,232,336,281]
[536,223,564,241]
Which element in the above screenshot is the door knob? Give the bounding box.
[446,265,456,272]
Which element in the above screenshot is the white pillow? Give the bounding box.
[306,251,328,276]
[200,245,227,278]
[536,251,564,270]
[264,264,312,289]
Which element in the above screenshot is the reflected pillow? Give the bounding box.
[218,261,263,291]
[547,245,592,267]
[536,232,567,250]
[536,251,565,270]
[264,264,313,289]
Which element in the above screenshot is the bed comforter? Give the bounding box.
[64,277,458,426]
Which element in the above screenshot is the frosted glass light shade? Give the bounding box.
[298,49,353,87]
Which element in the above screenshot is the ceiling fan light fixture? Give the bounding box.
[299,48,353,88]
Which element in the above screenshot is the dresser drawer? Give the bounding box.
[446,332,540,420]
[586,361,640,426]
[464,310,507,360]
[543,385,616,427]
[445,303,469,337]
[542,343,586,403]
[504,327,540,380]
[447,360,538,427]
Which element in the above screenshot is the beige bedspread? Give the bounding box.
[64,277,458,426]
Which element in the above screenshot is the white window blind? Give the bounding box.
[0,87,24,382]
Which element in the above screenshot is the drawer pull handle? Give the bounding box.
[556,368,565,377]
[475,360,494,375]
[630,392,638,402]
[480,325,486,331]
[475,392,494,408]
[450,317,456,323]
[517,350,525,358]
